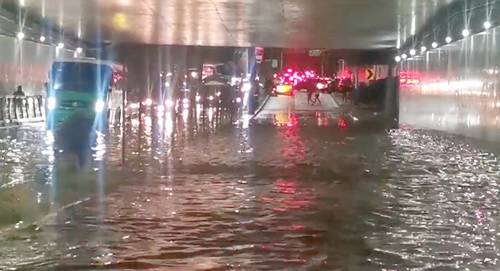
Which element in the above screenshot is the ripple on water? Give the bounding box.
[367,129,500,270]
[2,121,500,270]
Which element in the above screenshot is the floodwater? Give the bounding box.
[1,100,500,270]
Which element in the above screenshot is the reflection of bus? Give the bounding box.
[46,59,126,131]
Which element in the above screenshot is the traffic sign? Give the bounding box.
[309,49,322,57]
[271,59,278,68]
[255,47,264,64]
[366,68,375,81]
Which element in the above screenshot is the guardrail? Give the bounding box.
[0,95,45,125]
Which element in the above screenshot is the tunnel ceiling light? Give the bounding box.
[462,29,470,37]
[57,42,65,49]
[432,42,439,48]
[401,53,408,60]
[409,49,416,56]
[76,47,83,54]
[16,32,25,40]
[421,46,427,53]
[484,21,492,30]
[39,35,46,42]
[445,36,453,43]
[395,55,402,63]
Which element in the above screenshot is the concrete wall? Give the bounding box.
[399,27,500,141]
[0,35,73,96]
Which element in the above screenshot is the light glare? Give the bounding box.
[47,97,56,111]
[95,100,105,113]
[462,29,470,37]
[484,21,492,30]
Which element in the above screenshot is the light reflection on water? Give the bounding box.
[1,111,500,270]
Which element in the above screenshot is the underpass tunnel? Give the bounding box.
[397,0,500,142]
[4,0,500,270]
[2,0,498,142]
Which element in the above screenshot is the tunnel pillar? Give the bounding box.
[248,47,261,115]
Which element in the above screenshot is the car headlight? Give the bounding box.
[242,82,252,93]
[316,83,327,89]
[95,100,105,113]
[165,100,174,108]
[47,97,56,111]
[128,102,140,109]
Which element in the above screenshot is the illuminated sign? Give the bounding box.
[308,50,322,57]
[255,47,264,64]
[400,71,421,86]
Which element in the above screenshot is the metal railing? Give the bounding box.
[0,95,45,125]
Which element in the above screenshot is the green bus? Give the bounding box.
[46,59,125,132]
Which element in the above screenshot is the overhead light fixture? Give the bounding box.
[421,46,427,53]
[16,32,25,40]
[395,55,402,63]
[401,53,408,60]
[409,49,416,56]
[57,42,65,49]
[76,47,83,54]
[431,42,438,48]
[445,36,452,43]
[39,35,46,42]
[484,21,492,30]
[462,29,470,37]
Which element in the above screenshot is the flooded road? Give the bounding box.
[1,96,500,270]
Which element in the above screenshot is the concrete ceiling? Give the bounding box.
[7,0,455,49]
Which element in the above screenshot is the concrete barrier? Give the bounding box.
[0,95,45,126]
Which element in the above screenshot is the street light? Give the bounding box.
[445,36,452,44]
[484,21,492,30]
[16,32,25,40]
[462,29,470,37]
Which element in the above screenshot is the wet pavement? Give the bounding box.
[1,95,500,270]
[259,92,338,114]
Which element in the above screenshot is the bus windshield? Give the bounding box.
[51,62,113,94]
